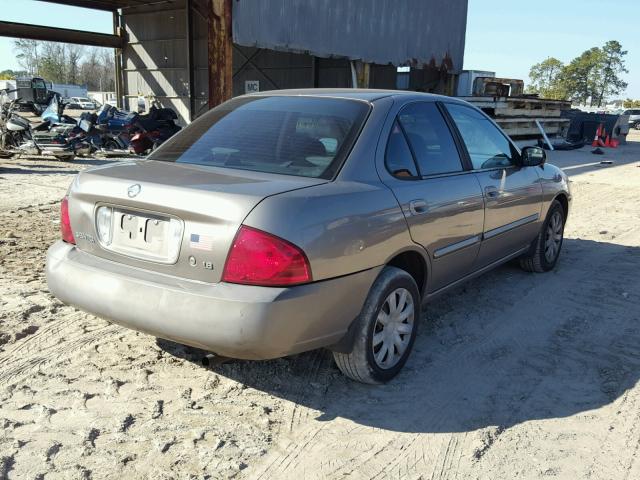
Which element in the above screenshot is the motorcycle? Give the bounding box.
[127,103,181,155]
[33,95,93,160]
[31,97,121,158]
[1,94,182,159]
[95,103,138,133]
[77,110,130,155]
[0,97,39,155]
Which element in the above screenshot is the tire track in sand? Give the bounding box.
[0,313,119,387]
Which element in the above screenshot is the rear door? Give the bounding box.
[379,101,485,292]
[443,102,542,268]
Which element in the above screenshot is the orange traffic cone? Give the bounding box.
[592,128,600,147]
[604,135,611,147]
[610,138,619,148]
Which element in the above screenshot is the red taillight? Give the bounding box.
[60,196,75,244]
[222,226,312,287]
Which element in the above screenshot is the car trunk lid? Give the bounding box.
[68,160,326,283]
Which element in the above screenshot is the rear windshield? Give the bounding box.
[148,96,370,179]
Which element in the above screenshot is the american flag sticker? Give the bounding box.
[190,233,214,251]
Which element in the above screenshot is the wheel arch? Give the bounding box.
[329,246,429,355]
[385,248,429,298]
[553,192,569,219]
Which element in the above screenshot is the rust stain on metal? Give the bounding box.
[406,52,454,72]
[208,0,233,109]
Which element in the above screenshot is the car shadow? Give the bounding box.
[158,238,640,434]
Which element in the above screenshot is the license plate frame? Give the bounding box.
[96,205,183,264]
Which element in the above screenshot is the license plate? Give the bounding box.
[114,212,167,250]
[107,209,182,263]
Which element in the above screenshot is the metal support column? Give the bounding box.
[186,0,196,121]
[208,0,233,109]
[112,11,124,109]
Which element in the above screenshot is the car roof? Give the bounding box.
[244,88,458,103]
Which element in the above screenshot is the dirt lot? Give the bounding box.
[1,131,639,480]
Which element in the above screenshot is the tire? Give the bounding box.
[333,266,420,384]
[103,139,119,151]
[519,199,565,273]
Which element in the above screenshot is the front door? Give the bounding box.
[444,102,543,268]
[380,101,485,292]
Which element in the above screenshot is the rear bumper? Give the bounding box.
[46,241,379,359]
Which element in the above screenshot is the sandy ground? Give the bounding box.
[0,131,639,480]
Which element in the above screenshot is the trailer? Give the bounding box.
[49,83,88,100]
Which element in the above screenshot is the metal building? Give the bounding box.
[1,0,469,125]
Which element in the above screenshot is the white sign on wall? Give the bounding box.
[245,80,260,94]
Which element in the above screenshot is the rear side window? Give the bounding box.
[385,120,419,178]
[397,102,463,176]
[149,96,370,179]
[446,103,517,170]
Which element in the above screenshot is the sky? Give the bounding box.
[463,0,639,98]
[0,0,638,98]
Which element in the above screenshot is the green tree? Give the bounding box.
[623,99,640,109]
[559,47,604,105]
[0,69,28,79]
[527,57,566,99]
[11,39,115,90]
[526,40,629,106]
[593,40,628,107]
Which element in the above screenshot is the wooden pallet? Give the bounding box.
[458,96,572,138]
[494,117,570,138]
[461,96,571,119]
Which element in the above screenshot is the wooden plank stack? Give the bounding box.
[461,96,572,139]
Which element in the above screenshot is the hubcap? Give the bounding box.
[372,288,415,369]
[544,210,563,262]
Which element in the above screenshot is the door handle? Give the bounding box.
[484,186,500,198]
[409,199,428,215]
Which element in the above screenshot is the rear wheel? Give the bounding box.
[519,199,565,272]
[333,266,420,384]
[103,139,120,150]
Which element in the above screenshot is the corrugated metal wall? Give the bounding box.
[122,0,203,125]
[122,0,467,124]
[232,0,468,70]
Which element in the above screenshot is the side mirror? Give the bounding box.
[520,146,546,167]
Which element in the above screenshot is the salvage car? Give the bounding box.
[46,89,571,384]
[67,97,95,110]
